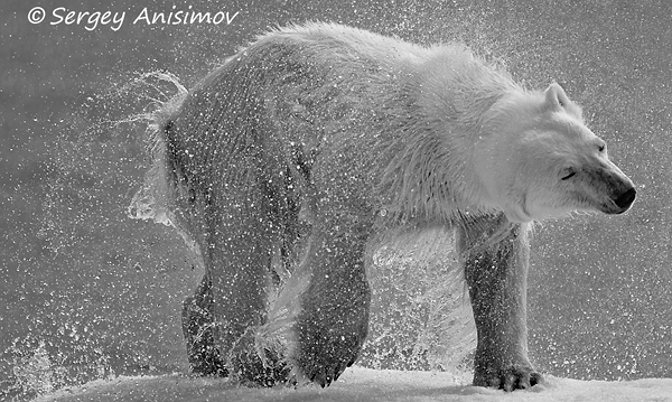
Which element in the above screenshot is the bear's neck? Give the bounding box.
[375,48,522,225]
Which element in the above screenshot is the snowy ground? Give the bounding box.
[35,367,672,402]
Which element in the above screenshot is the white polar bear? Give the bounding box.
[129,22,636,391]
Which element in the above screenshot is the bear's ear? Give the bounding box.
[544,82,569,111]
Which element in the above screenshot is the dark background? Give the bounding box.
[2,0,670,400]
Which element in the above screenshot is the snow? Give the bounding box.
[35,367,672,402]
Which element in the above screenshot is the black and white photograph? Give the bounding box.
[1,1,671,401]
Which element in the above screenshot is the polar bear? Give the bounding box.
[129,22,636,391]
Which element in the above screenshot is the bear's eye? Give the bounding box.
[560,168,576,181]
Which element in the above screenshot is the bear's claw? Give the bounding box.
[500,370,542,392]
[475,365,543,391]
[307,361,348,387]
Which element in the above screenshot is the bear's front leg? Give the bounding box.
[292,226,371,387]
[457,215,542,391]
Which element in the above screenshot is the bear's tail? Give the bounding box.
[127,72,201,257]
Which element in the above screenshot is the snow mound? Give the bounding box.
[35,367,672,402]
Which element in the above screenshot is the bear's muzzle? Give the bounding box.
[612,186,636,213]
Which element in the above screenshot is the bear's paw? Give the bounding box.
[295,349,356,388]
[474,364,543,392]
[292,327,364,388]
[225,329,291,387]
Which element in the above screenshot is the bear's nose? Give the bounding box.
[614,187,636,210]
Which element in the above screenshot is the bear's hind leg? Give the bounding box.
[182,188,290,386]
[457,215,542,391]
[182,275,227,376]
[292,227,371,387]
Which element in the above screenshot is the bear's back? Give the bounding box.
[254,22,432,68]
[249,23,515,122]
[168,22,519,218]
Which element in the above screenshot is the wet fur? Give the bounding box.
[130,22,634,390]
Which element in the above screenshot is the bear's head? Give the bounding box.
[474,83,636,223]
